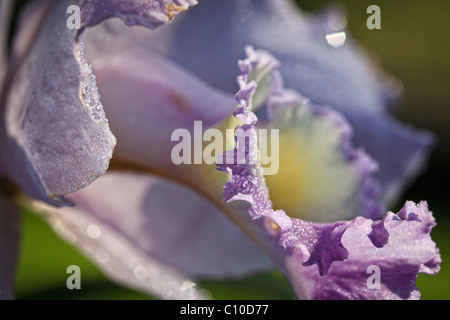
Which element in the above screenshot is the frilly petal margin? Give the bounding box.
[217,47,440,299]
[226,46,382,222]
[287,201,440,300]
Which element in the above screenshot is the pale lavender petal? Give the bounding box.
[35,172,273,299]
[221,47,382,222]
[0,194,20,300]
[1,0,116,205]
[216,47,440,299]
[1,0,197,205]
[8,0,52,66]
[217,47,378,274]
[91,51,235,176]
[92,0,433,205]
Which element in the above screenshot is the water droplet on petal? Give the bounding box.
[327,11,347,31]
[76,41,109,124]
[86,224,101,239]
[95,250,110,263]
[325,31,346,47]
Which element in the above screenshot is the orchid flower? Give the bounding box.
[0,0,440,300]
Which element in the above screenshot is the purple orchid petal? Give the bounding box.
[0,194,20,300]
[286,201,440,300]
[88,0,434,206]
[35,171,273,299]
[1,0,197,205]
[1,0,116,205]
[80,0,197,29]
[216,47,440,299]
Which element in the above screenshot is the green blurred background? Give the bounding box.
[14,0,450,299]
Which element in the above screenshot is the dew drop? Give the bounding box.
[76,41,109,124]
[133,265,148,280]
[95,250,110,263]
[325,31,346,48]
[327,11,347,31]
[86,224,101,239]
